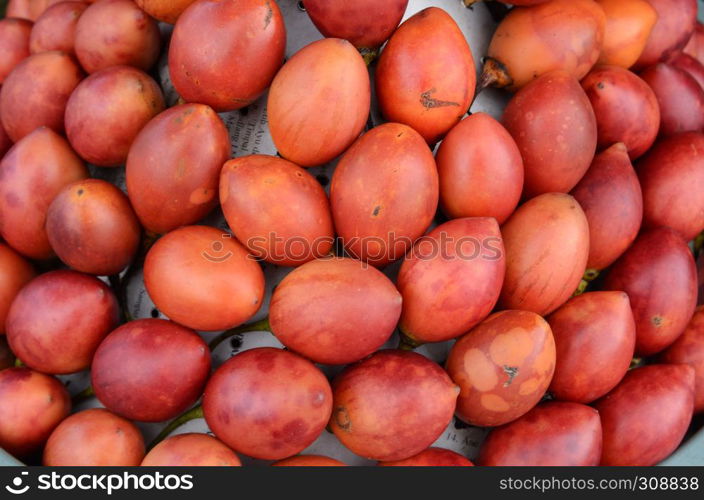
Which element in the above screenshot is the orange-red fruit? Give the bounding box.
[446,310,556,427]
[0,127,87,259]
[269,257,402,365]
[684,22,704,65]
[126,104,230,235]
[436,113,524,224]
[6,0,64,21]
[397,218,505,344]
[330,350,458,462]
[502,71,597,197]
[144,225,265,332]
[581,65,660,160]
[0,18,32,84]
[595,364,695,466]
[330,123,438,267]
[376,7,475,144]
[478,402,602,466]
[634,0,697,69]
[547,292,636,403]
[136,0,196,24]
[29,1,88,55]
[220,155,334,266]
[43,408,144,466]
[499,193,590,315]
[268,38,369,167]
[272,455,346,467]
[379,448,473,467]
[595,0,657,69]
[637,132,704,242]
[141,433,241,466]
[170,0,285,112]
[670,52,704,91]
[0,243,34,334]
[203,347,333,461]
[74,0,160,73]
[604,228,697,356]
[570,143,643,271]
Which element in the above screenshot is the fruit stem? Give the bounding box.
[583,268,600,282]
[13,358,23,367]
[359,47,379,66]
[477,57,513,95]
[71,385,95,406]
[397,332,421,351]
[629,357,643,370]
[148,404,204,450]
[572,279,589,297]
[208,317,271,352]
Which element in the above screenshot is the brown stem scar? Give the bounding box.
[502,365,519,387]
[420,88,460,109]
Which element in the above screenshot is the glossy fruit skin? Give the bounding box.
[141,433,241,466]
[581,66,660,160]
[486,0,605,90]
[547,292,636,403]
[478,402,602,466]
[126,104,230,235]
[503,71,597,197]
[595,364,695,466]
[670,52,704,91]
[65,65,165,166]
[136,0,196,24]
[0,127,88,259]
[268,38,369,167]
[92,319,211,422]
[397,218,505,344]
[269,257,402,365]
[604,228,697,356]
[634,0,697,69]
[499,193,590,315]
[272,455,346,467]
[43,408,144,466]
[639,63,704,137]
[170,0,285,112]
[379,448,473,467]
[0,51,83,142]
[637,132,704,241]
[46,179,140,276]
[0,367,70,457]
[376,7,475,144]
[436,113,524,224]
[446,310,556,427]
[595,0,657,69]
[220,155,334,266]
[74,0,160,73]
[330,123,438,267]
[6,270,119,374]
[203,347,333,461]
[330,350,458,462]
[143,225,265,332]
[0,18,32,84]
[661,306,704,413]
[570,143,643,270]
[0,243,34,334]
[29,1,88,55]
[304,0,407,50]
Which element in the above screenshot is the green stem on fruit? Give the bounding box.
[148,404,204,451]
[208,317,271,352]
[359,47,379,66]
[13,358,23,367]
[397,332,421,351]
[572,279,589,297]
[583,268,600,282]
[629,357,643,370]
[71,385,95,406]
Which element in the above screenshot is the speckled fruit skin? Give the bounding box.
[436,113,524,224]
[0,367,70,457]
[29,2,88,56]
[65,65,165,167]
[499,193,590,316]
[136,0,196,24]
[43,408,144,466]
[74,0,160,74]
[570,143,643,271]
[272,455,346,467]
[670,52,704,90]
[547,292,636,403]
[141,433,241,466]
[143,225,265,332]
[485,0,605,90]
[330,123,438,267]
[6,270,118,374]
[126,104,230,235]
[637,132,704,242]
[446,310,556,427]
[330,350,458,462]
[397,218,505,344]
[581,66,660,160]
[220,155,334,266]
[379,448,474,467]
[91,319,211,422]
[269,257,401,365]
[502,71,597,197]
[478,402,602,466]
[0,51,84,142]
[203,347,333,461]
[595,364,695,466]
[633,0,697,69]
[0,243,34,334]
[604,228,697,356]
[0,18,32,84]
[595,0,657,69]
[376,7,475,144]
[268,38,369,167]
[0,127,88,260]
[170,0,285,112]
[304,0,407,50]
